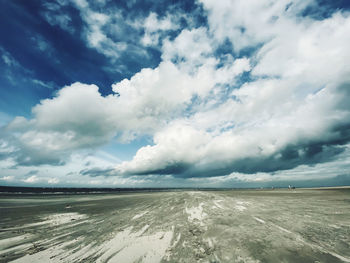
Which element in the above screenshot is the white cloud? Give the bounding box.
[70,0,149,62]
[144,12,175,32]
[48,177,60,184]
[0,176,14,182]
[141,12,179,46]
[42,1,75,34]
[1,48,20,68]
[111,61,212,129]
[200,0,313,52]
[68,0,127,60]
[252,12,350,85]
[4,83,118,165]
[115,122,210,175]
[114,70,349,177]
[2,39,251,166]
[111,1,350,178]
[23,175,39,183]
[162,27,213,69]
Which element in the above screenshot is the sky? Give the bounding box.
[0,0,350,188]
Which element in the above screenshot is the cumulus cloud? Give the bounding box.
[111,0,350,178]
[2,50,248,166]
[5,83,117,165]
[2,0,350,186]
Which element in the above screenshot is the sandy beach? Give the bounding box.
[0,189,349,262]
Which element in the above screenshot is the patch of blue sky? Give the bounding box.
[213,40,235,62]
[0,48,53,116]
[300,0,350,20]
[101,135,153,162]
[0,1,146,95]
[0,112,13,127]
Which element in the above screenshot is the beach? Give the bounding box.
[0,188,349,262]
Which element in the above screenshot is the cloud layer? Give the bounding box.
[1,0,350,186]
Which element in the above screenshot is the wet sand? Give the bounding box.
[0,189,349,262]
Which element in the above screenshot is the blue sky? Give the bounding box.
[0,0,350,188]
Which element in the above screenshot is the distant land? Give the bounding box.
[0,185,349,194]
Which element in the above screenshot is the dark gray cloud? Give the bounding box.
[183,144,346,178]
[121,123,350,178]
[80,167,116,177]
